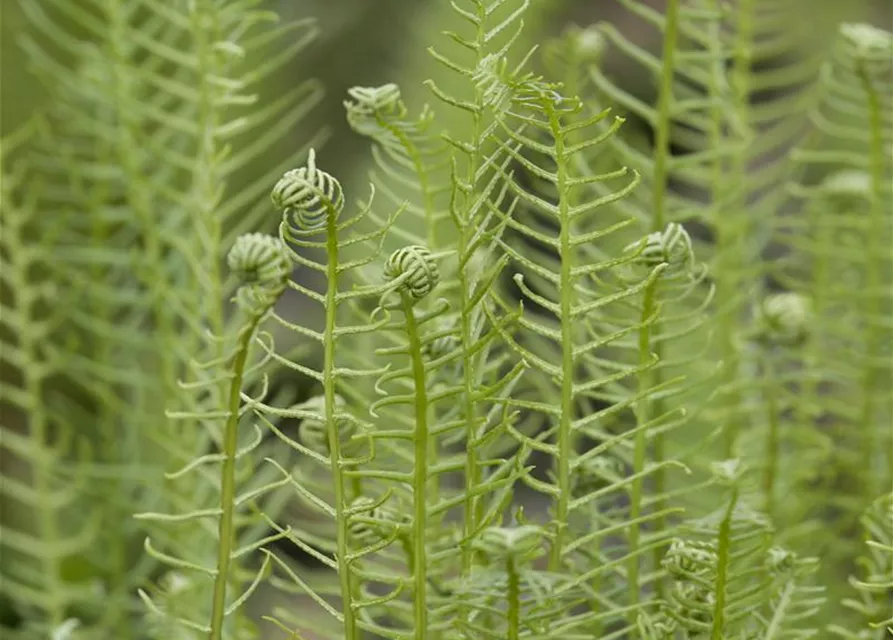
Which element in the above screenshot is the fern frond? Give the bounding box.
[344,84,452,251]
[829,493,893,638]
[563,0,830,464]
[769,23,892,607]
[8,1,324,635]
[0,124,103,638]
[236,151,410,640]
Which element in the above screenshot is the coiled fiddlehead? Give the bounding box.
[755,292,812,345]
[227,232,291,312]
[472,524,546,566]
[384,245,440,301]
[663,539,719,582]
[630,222,696,278]
[467,522,550,639]
[271,148,344,230]
[138,231,293,639]
[345,84,404,133]
[765,546,798,576]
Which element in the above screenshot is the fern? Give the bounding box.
[0,121,101,639]
[829,493,893,638]
[2,0,322,637]
[2,1,892,638]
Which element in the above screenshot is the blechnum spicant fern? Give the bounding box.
[1,1,891,639]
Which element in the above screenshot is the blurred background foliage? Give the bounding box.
[3,0,889,199]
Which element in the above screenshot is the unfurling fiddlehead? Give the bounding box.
[375,245,440,639]
[227,232,291,313]
[470,523,549,640]
[345,84,404,134]
[756,292,812,346]
[347,495,406,547]
[384,245,441,301]
[267,149,379,639]
[137,231,293,638]
[206,233,292,639]
[271,148,344,230]
[631,222,696,277]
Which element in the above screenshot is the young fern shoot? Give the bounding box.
[135,232,292,637]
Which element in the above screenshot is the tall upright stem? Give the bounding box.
[402,293,431,639]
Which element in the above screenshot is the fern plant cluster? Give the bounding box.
[0,0,890,639]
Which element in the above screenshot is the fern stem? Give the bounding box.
[855,56,888,497]
[104,8,175,635]
[651,0,680,232]
[629,272,661,611]
[402,292,430,640]
[208,313,263,640]
[459,263,482,574]
[719,0,757,458]
[764,581,795,640]
[104,0,180,409]
[12,253,66,630]
[506,557,521,640]
[647,0,681,598]
[189,0,226,373]
[762,354,780,521]
[324,216,359,639]
[711,485,739,639]
[459,4,488,578]
[550,106,575,573]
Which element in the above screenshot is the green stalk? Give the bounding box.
[720,0,757,458]
[550,106,575,572]
[651,0,681,233]
[762,354,780,520]
[190,0,225,348]
[628,274,661,611]
[104,7,174,636]
[855,57,888,496]
[323,215,359,639]
[208,312,264,640]
[711,486,740,640]
[402,292,431,640]
[458,4,487,576]
[10,238,65,631]
[648,0,680,598]
[506,557,521,640]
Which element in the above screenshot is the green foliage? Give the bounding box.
[1,1,890,639]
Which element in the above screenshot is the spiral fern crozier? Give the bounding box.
[473,525,546,565]
[345,83,404,135]
[631,222,695,276]
[756,292,812,345]
[271,148,344,230]
[227,233,291,311]
[384,245,440,300]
